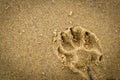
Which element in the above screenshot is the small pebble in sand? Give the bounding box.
[53,29,57,37]
[68,11,73,16]
[42,72,45,75]
[69,21,72,24]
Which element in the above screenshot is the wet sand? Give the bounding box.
[0,0,120,80]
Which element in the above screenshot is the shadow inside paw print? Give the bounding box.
[83,31,100,51]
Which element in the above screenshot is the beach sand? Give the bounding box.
[0,0,120,80]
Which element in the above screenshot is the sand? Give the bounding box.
[0,0,120,80]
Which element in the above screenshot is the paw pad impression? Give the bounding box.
[54,26,103,79]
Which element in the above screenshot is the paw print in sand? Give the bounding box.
[54,26,103,79]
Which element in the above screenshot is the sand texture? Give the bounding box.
[0,0,120,80]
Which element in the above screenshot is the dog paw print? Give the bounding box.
[54,26,103,79]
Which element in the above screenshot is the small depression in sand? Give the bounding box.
[54,26,103,79]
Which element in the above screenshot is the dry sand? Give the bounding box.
[0,0,120,80]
